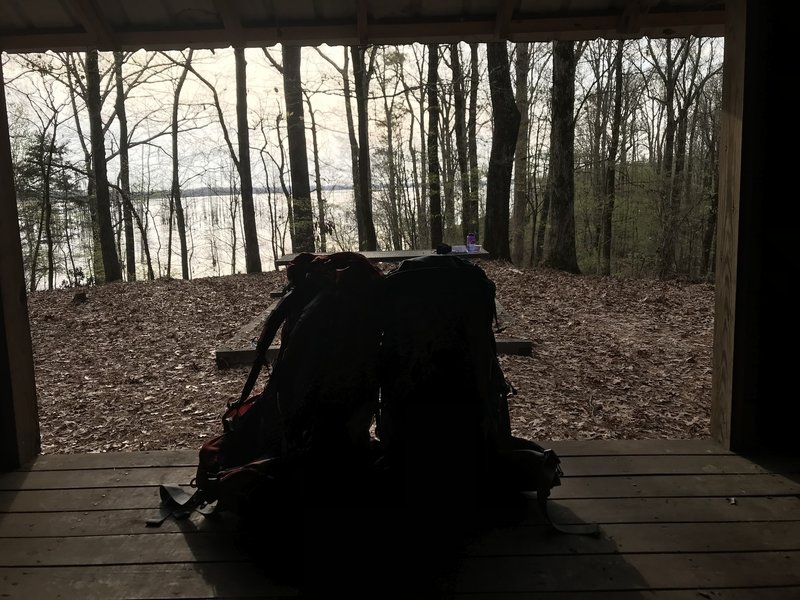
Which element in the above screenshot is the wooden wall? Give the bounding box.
[0,61,40,470]
[712,0,791,452]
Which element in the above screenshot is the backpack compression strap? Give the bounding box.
[146,485,218,527]
[510,444,600,536]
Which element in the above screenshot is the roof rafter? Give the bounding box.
[357,0,369,45]
[212,0,245,44]
[0,9,725,53]
[495,0,516,41]
[67,0,117,49]
[618,0,661,34]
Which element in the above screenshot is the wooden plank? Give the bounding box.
[496,337,533,356]
[455,551,800,593]
[3,496,799,539]
[0,532,251,566]
[274,248,490,266]
[214,299,281,368]
[551,473,800,499]
[22,450,198,471]
[467,521,800,556]
[12,440,747,472]
[16,442,737,472]
[0,465,195,490]
[0,486,167,512]
[541,496,800,525]
[0,562,298,599]
[558,454,800,477]
[215,345,278,369]
[545,439,731,457]
[216,338,532,367]
[4,472,799,514]
[216,335,531,368]
[453,589,800,599]
[0,508,233,537]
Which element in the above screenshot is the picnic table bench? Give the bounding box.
[274,247,490,268]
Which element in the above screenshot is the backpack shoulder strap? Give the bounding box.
[236,286,302,405]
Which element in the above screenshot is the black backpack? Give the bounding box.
[151,252,594,547]
[376,255,595,535]
[150,252,384,526]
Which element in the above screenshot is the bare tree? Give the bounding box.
[484,42,520,261]
[449,43,471,244]
[313,48,360,238]
[234,47,263,271]
[167,50,193,280]
[465,43,481,241]
[350,45,378,250]
[303,89,327,252]
[426,43,443,248]
[541,41,580,273]
[85,50,121,282]
[511,42,530,266]
[280,46,315,252]
[112,51,136,281]
[599,40,624,276]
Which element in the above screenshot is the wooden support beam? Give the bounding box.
[712,0,790,452]
[212,0,245,45]
[711,0,744,451]
[495,0,516,41]
[0,62,40,471]
[357,0,369,45]
[617,0,660,35]
[0,10,725,53]
[67,0,117,49]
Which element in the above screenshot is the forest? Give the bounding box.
[3,37,723,289]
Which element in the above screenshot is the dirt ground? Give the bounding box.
[26,260,715,454]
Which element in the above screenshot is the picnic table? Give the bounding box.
[216,246,532,369]
[274,247,490,268]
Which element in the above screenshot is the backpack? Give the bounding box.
[149,251,384,526]
[376,255,596,535]
[149,252,595,541]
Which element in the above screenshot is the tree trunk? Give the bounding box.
[304,91,327,252]
[350,46,378,250]
[438,85,456,234]
[600,40,624,276]
[234,47,263,271]
[171,50,192,280]
[113,51,136,281]
[44,128,57,290]
[281,45,315,253]
[450,44,471,244]
[85,50,121,283]
[651,39,688,278]
[426,43,443,248]
[384,89,402,250]
[541,41,580,273]
[484,42,520,261]
[466,43,480,241]
[511,42,530,266]
[312,48,360,235]
[66,54,103,283]
[339,50,361,233]
[700,127,719,277]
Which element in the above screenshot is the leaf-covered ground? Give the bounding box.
[27,261,714,454]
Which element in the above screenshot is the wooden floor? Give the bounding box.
[1,440,798,598]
